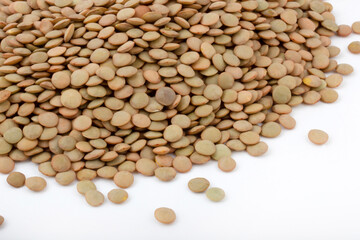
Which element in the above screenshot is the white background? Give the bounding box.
[1,0,360,239]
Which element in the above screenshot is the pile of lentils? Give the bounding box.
[0,0,356,224]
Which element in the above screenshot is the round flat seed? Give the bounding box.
[13,1,32,14]
[352,21,360,34]
[273,85,291,104]
[130,92,149,109]
[111,111,131,127]
[61,89,82,109]
[0,215,3,226]
[206,187,225,202]
[132,114,151,128]
[188,177,210,193]
[155,167,176,181]
[52,71,70,89]
[204,84,223,100]
[97,166,117,179]
[25,177,47,192]
[261,122,282,138]
[51,154,71,172]
[218,156,236,172]
[38,112,59,128]
[93,107,113,122]
[212,144,232,161]
[55,171,76,186]
[0,137,13,155]
[239,131,260,145]
[172,156,192,173]
[268,63,287,79]
[201,127,221,143]
[85,190,104,207]
[336,64,353,75]
[163,125,183,142]
[73,115,92,131]
[201,13,219,26]
[155,87,176,106]
[303,75,322,88]
[308,129,328,145]
[180,52,200,65]
[171,115,191,129]
[337,25,352,37]
[221,13,239,27]
[136,158,157,176]
[58,136,76,151]
[0,157,15,174]
[77,180,97,195]
[320,88,338,103]
[96,67,115,81]
[108,189,128,204]
[326,74,343,88]
[90,48,110,64]
[348,41,360,54]
[246,142,268,157]
[195,140,216,155]
[234,45,254,60]
[113,171,134,188]
[23,124,42,140]
[279,114,296,130]
[71,69,89,87]
[55,0,72,7]
[6,172,26,188]
[154,207,176,224]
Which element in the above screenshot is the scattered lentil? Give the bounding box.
[85,190,105,207]
[352,21,360,34]
[218,157,236,172]
[188,178,210,193]
[25,177,47,192]
[6,172,26,188]
[0,157,15,174]
[77,180,97,195]
[154,207,176,224]
[348,41,360,54]
[308,129,329,145]
[108,189,128,204]
[206,187,225,202]
[113,171,134,188]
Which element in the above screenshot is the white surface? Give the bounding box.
[1,1,360,239]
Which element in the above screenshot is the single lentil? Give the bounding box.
[308,129,329,145]
[188,178,210,193]
[206,187,225,202]
[154,207,176,224]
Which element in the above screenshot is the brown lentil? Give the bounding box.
[348,41,360,54]
[108,189,128,204]
[6,172,26,188]
[188,177,210,193]
[113,171,134,189]
[352,21,360,34]
[77,180,96,195]
[85,190,105,207]
[218,157,236,172]
[154,207,176,224]
[25,177,47,192]
[206,187,225,202]
[0,157,15,174]
[308,129,329,145]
